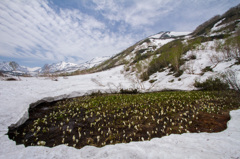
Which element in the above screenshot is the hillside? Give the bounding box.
[88,4,240,91]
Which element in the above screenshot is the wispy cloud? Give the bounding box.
[0,0,136,66]
[92,0,239,32]
[92,0,184,30]
[0,0,239,67]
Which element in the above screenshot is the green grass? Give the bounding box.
[8,90,240,149]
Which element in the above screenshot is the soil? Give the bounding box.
[188,112,230,133]
[7,92,238,149]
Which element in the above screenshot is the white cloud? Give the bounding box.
[0,0,239,66]
[0,0,137,65]
[92,0,239,32]
[92,0,179,27]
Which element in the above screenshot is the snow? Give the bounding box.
[149,32,165,39]
[147,31,190,52]
[57,61,77,70]
[81,56,110,69]
[26,67,41,72]
[0,61,28,72]
[149,31,190,39]
[142,40,239,90]
[210,18,240,36]
[169,31,191,36]
[89,57,110,64]
[133,38,174,55]
[211,18,225,32]
[0,62,13,71]
[1,56,110,75]
[39,61,79,73]
[0,63,240,159]
[150,39,173,48]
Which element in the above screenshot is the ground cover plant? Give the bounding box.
[8,90,240,149]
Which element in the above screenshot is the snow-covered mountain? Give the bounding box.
[0,61,28,73]
[0,56,110,75]
[87,4,240,92]
[39,61,79,73]
[89,31,191,73]
[26,67,41,72]
[39,57,110,73]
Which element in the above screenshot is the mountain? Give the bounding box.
[87,3,240,89]
[81,56,111,69]
[26,67,41,72]
[39,57,110,73]
[0,61,29,73]
[1,3,239,80]
[39,61,79,73]
[0,56,110,75]
[88,31,191,73]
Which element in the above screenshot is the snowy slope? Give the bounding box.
[0,32,239,159]
[148,31,190,47]
[149,31,190,39]
[39,57,110,73]
[82,56,110,68]
[138,40,240,91]
[0,61,28,73]
[26,67,41,72]
[121,31,190,64]
[40,61,79,73]
[0,65,240,159]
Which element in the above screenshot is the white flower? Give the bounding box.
[72,135,75,142]
[37,141,46,146]
[147,131,150,136]
[128,123,131,129]
[97,136,100,142]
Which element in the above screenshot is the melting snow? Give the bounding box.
[0,64,240,159]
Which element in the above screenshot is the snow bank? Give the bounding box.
[0,65,240,159]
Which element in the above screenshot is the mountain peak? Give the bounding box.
[0,61,27,73]
[0,57,110,75]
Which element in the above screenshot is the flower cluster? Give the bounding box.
[8,90,240,149]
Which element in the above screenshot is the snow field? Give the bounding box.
[0,62,240,158]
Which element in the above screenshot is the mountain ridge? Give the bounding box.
[0,56,110,75]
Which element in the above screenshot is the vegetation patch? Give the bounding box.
[202,66,213,73]
[149,79,157,83]
[8,91,240,149]
[140,31,237,81]
[141,36,213,81]
[132,50,152,64]
[194,77,229,91]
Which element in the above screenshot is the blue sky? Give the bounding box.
[0,0,239,67]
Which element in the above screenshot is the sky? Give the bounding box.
[0,0,239,67]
